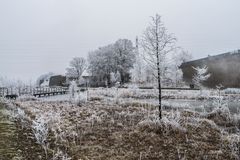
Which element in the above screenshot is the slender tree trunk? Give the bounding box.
[156,54,162,119]
[156,18,162,119]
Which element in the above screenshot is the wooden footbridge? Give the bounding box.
[0,87,68,99]
[32,87,68,97]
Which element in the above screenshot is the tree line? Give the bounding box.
[35,14,194,119]
[64,14,191,89]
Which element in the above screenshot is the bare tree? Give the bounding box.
[141,14,177,119]
[66,57,86,84]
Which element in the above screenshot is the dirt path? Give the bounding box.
[0,103,44,160]
[0,103,22,159]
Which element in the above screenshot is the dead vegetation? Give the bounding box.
[6,97,240,160]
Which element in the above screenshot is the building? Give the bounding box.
[78,71,92,87]
[179,50,240,88]
[40,78,50,87]
[66,70,93,87]
[49,75,67,87]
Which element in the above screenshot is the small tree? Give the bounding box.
[167,50,192,87]
[110,72,116,85]
[192,65,211,88]
[69,81,78,99]
[141,14,177,119]
[114,39,135,84]
[66,57,86,85]
[130,52,147,84]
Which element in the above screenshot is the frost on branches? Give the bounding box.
[66,57,87,85]
[69,81,78,99]
[192,65,211,88]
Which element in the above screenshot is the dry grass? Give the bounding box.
[7,97,239,160]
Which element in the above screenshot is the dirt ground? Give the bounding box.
[9,97,240,160]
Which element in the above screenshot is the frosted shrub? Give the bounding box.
[69,81,78,99]
[33,111,70,159]
[212,96,227,109]
[52,149,71,160]
[113,87,119,104]
[32,113,49,158]
[206,85,233,126]
[86,111,103,127]
[138,110,186,134]
[161,117,186,133]
[128,84,139,95]
[16,108,25,119]
[198,89,211,99]
[232,114,240,129]
[15,108,28,127]
[226,134,240,159]
[196,118,218,129]
[74,93,87,106]
[212,105,231,120]
[192,65,211,88]
[48,112,63,143]
[207,105,232,126]
[169,109,181,122]
[110,72,116,85]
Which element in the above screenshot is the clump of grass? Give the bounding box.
[206,106,233,127]
[32,113,49,158]
[120,101,156,109]
[138,110,186,134]
[89,96,102,101]
[10,92,240,159]
[52,149,71,160]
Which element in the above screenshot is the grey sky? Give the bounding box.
[1,0,240,81]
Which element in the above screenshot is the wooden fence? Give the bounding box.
[0,87,68,98]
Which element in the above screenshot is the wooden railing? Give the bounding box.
[32,87,68,97]
[0,87,68,98]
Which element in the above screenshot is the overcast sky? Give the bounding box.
[1,0,240,81]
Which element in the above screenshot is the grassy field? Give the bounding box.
[3,88,240,159]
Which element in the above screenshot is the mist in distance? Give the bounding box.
[0,0,240,81]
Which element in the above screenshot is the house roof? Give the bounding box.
[180,49,240,68]
[82,70,92,77]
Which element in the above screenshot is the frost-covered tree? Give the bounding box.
[192,65,211,88]
[36,72,54,87]
[174,50,192,64]
[165,67,183,87]
[141,14,177,119]
[110,72,116,84]
[114,39,135,83]
[130,49,146,84]
[88,39,135,86]
[0,76,9,87]
[167,50,192,87]
[110,71,121,85]
[131,60,144,84]
[69,80,78,98]
[66,57,86,84]
[88,44,115,86]
[131,57,157,85]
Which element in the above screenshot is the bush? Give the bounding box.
[138,110,186,134]
[206,106,233,127]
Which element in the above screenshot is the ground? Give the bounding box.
[3,88,240,159]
